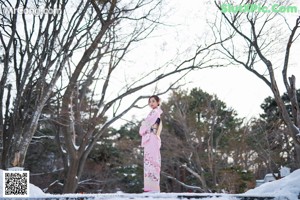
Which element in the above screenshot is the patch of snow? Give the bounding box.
[293,124,300,135]
[245,169,300,200]
[44,193,238,200]
[32,135,55,139]
[61,147,67,154]
[73,143,80,150]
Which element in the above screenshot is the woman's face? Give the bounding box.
[149,97,159,109]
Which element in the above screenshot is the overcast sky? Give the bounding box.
[115,0,300,126]
[1,0,299,128]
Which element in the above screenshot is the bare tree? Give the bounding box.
[0,0,229,193]
[0,0,71,168]
[213,0,300,167]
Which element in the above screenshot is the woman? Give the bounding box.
[139,95,163,193]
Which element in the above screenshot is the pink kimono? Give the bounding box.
[139,107,163,192]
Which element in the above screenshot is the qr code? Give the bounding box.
[3,171,29,197]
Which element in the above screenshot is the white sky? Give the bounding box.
[115,0,300,126]
[1,0,299,128]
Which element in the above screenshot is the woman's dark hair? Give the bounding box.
[148,95,160,105]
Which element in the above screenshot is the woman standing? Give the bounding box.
[139,95,163,193]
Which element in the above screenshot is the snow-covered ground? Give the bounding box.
[1,169,300,199]
[244,169,300,200]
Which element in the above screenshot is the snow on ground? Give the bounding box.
[48,192,239,200]
[1,169,300,199]
[245,169,300,200]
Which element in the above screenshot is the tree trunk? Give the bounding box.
[63,158,80,193]
[4,107,43,168]
[294,140,300,168]
[62,150,90,193]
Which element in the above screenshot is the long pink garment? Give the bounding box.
[139,107,163,192]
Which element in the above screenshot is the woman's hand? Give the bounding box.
[152,124,158,129]
[151,124,158,134]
